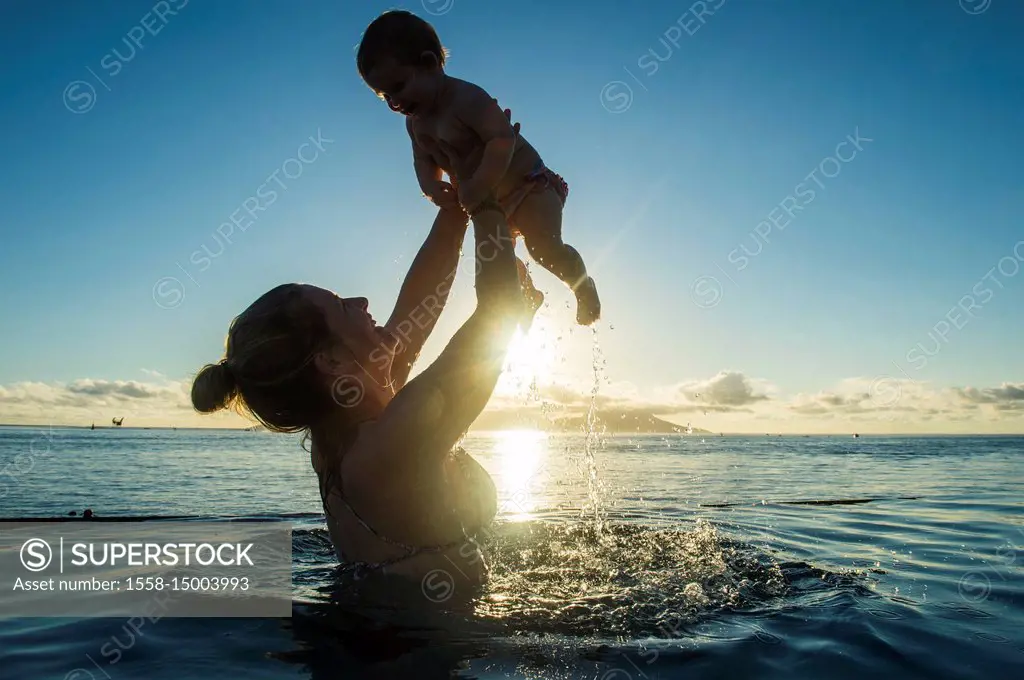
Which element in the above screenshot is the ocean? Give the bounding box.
[0,425,1021,679]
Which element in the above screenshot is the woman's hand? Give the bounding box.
[500,103,521,136]
[423,179,461,210]
[456,178,490,215]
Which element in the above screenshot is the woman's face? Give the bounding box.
[302,285,399,396]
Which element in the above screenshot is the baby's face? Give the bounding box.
[364,57,440,117]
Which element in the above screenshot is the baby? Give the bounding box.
[356,10,601,325]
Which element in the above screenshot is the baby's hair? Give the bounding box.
[356,10,447,82]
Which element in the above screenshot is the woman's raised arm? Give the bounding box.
[383,206,469,391]
[374,199,524,460]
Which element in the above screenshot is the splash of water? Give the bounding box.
[579,327,608,534]
[527,375,540,404]
[476,518,791,636]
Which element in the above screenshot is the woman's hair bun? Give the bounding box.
[191,361,237,413]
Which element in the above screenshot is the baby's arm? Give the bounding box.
[453,84,517,207]
[408,119,458,209]
[408,118,441,188]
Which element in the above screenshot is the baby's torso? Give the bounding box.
[408,110,481,175]
[408,94,542,196]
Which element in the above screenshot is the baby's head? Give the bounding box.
[356,10,448,117]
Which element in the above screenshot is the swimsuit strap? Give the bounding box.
[336,498,480,581]
[335,484,477,556]
[333,483,426,555]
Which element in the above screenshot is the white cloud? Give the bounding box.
[672,371,773,408]
[954,382,1024,411]
[1,372,1022,433]
[488,372,1024,433]
[0,378,238,428]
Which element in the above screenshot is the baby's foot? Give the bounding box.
[574,277,601,325]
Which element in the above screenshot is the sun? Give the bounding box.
[492,429,548,521]
[495,315,558,398]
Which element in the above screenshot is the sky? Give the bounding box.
[1,0,1022,433]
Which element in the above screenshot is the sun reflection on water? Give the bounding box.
[493,429,549,522]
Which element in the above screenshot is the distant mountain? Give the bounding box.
[552,410,711,434]
[470,409,710,434]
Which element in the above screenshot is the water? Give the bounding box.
[581,329,608,534]
[0,426,1022,678]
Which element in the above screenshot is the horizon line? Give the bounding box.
[2,423,1023,437]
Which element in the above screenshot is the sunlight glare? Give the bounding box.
[493,429,548,521]
[496,317,558,398]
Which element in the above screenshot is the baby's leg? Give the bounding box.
[513,189,600,325]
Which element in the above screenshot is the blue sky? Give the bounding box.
[1,0,1022,432]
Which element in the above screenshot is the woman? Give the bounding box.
[189,183,537,590]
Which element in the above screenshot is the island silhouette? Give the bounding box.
[469,408,710,434]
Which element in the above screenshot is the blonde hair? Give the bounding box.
[191,283,335,433]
